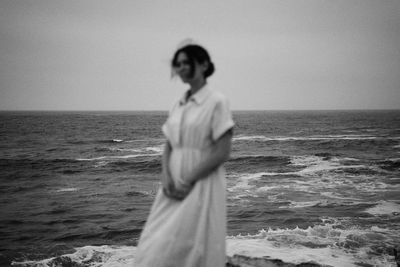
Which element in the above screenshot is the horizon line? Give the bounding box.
[1,108,399,112]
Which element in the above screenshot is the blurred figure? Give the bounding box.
[135,43,234,267]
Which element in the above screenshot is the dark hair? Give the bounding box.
[171,44,215,79]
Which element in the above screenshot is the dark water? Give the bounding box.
[0,110,399,266]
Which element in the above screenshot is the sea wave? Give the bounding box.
[76,153,161,161]
[364,201,400,216]
[0,158,88,176]
[229,154,288,162]
[233,134,382,142]
[68,138,163,145]
[290,155,368,176]
[226,222,398,267]
[277,199,377,209]
[229,155,369,181]
[11,245,137,267]
[76,145,163,162]
[108,146,163,154]
[228,172,281,192]
[11,222,398,267]
[378,158,400,171]
[227,155,291,170]
[278,200,328,208]
[0,158,80,165]
[55,187,80,193]
[226,155,393,203]
[320,192,363,201]
[108,158,161,173]
[68,139,122,145]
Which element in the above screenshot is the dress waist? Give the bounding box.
[172,146,209,153]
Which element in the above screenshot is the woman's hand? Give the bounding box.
[172,182,193,200]
[163,181,193,200]
[161,168,175,196]
[161,141,185,199]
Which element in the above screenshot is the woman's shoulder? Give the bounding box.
[207,90,231,110]
[208,88,229,104]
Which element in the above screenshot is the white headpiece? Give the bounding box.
[176,38,200,50]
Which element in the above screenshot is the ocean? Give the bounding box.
[0,110,399,266]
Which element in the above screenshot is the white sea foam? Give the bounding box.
[279,199,376,209]
[342,157,360,161]
[353,180,392,193]
[321,174,391,194]
[370,226,391,233]
[110,145,163,154]
[77,153,160,161]
[228,169,393,207]
[233,135,268,141]
[233,134,380,142]
[290,155,366,176]
[226,225,397,267]
[94,160,109,168]
[55,188,79,193]
[78,145,163,162]
[228,173,265,191]
[290,155,325,166]
[12,245,136,267]
[11,228,397,267]
[365,201,400,216]
[228,169,393,206]
[255,180,312,194]
[227,238,356,266]
[298,163,364,175]
[109,148,144,152]
[144,146,163,153]
[110,138,164,143]
[255,185,281,192]
[307,134,377,140]
[228,172,281,193]
[231,155,361,187]
[227,155,378,202]
[278,200,328,209]
[125,138,164,143]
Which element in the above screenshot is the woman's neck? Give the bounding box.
[189,79,206,96]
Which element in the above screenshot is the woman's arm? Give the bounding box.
[161,141,175,196]
[169,130,232,200]
[162,141,171,174]
[166,130,233,200]
[186,129,233,186]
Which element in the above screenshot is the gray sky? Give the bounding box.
[1,0,399,110]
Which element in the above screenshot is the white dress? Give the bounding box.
[135,84,235,267]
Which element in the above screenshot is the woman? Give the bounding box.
[135,44,234,267]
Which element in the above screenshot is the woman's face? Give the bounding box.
[174,52,206,84]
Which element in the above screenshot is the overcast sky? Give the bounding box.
[1,0,399,110]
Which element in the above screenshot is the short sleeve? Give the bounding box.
[211,96,235,141]
[162,122,169,140]
[161,103,175,141]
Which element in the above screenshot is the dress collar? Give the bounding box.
[179,83,211,106]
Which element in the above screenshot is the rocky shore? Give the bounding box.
[226,254,326,267]
[226,248,400,267]
[11,247,400,266]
